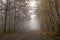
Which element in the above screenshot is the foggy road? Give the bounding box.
[0,17,60,40]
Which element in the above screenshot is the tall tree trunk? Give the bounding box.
[8,0,11,32]
[48,0,56,32]
[4,0,8,33]
[55,0,60,33]
[13,2,16,32]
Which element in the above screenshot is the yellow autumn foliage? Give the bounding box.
[44,17,48,23]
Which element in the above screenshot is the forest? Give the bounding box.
[0,0,60,38]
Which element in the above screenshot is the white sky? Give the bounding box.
[2,0,7,4]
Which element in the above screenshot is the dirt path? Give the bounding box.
[0,32,58,40]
